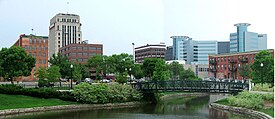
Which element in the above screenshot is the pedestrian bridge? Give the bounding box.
[131,80,248,93]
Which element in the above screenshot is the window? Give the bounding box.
[38,46,41,50]
[44,46,47,51]
[57,25,59,30]
[90,53,96,56]
[33,53,36,57]
[33,39,36,44]
[24,46,28,50]
[39,60,42,64]
[71,53,76,56]
[83,47,88,50]
[97,47,102,50]
[33,46,36,50]
[90,47,96,50]
[43,53,46,57]
[78,34,81,37]
[83,53,88,56]
[77,53,82,56]
[77,47,82,50]
[58,33,60,36]
[72,47,76,50]
[29,39,32,43]
[43,60,46,64]
[29,46,32,50]
[57,18,59,22]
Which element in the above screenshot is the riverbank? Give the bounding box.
[0,101,145,116]
[159,92,209,101]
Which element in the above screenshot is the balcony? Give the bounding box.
[239,57,248,62]
[229,67,237,72]
[209,59,217,64]
[210,68,217,72]
[228,59,237,63]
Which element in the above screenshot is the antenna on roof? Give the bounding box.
[66,1,69,14]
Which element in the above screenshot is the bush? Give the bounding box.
[0,84,76,102]
[261,93,274,101]
[72,83,142,104]
[252,83,274,92]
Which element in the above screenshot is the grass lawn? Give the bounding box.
[215,98,274,117]
[0,94,78,110]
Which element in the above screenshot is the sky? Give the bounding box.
[0,0,274,55]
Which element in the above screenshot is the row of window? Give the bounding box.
[29,52,47,57]
[64,52,101,57]
[71,58,88,62]
[197,68,209,72]
[210,54,255,62]
[29,38,47,44]
[61,46,102,52]
[211,63,248,70]
[36,59,47,64]
[135,49,165,53]
[25,46,47,51]
[58,18,78,23]
[136,53,165,57]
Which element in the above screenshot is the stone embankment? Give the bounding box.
[210,103,273,119]
[0,102,144,116]
[160,93,209,100]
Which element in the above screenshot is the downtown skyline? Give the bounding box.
[0,0,274,55]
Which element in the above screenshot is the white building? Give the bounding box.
[48,13,82,58]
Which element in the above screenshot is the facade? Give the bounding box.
[171,36,218,64]
[218,42,230,54]
[208,49,274,80]
[49,13,82,59]
[165,46,173,61]
[135,43,166,63]
[184,64,209,79]
[13,34,48,81]
[59,43,103,64]
[230,23,267,53]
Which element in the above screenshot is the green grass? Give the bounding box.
[215,98,274,117]
[0,94,78,110]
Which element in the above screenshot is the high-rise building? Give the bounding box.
[230,23,267,53]
[218,42,230,54]
[171,36,218,64]
[49,13,82,58]
[135,43,166,63]
[165,46,173,61]
[13,34,48,81]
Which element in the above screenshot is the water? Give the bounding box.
[2,94,250,119]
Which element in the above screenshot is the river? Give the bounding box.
[3,94,250,119]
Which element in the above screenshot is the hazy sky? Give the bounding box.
[0,0,274,55]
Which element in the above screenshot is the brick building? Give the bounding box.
[208,49,274,80]
[13,34,48,81]
[135,43,166,63]
[59,43,103,64]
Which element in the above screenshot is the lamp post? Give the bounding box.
[132,43,135,63]
[70,64,73,89]
[260,63,263,85]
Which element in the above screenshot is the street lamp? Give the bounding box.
[132,43,135,63]
[70,64,73,89]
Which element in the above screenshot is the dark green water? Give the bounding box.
[2,95,250,119]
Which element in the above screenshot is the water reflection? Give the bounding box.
[3,94,250,119]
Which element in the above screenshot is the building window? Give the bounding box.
[43,60,46,64]
[57,25,59,30]
[58,33,60,36]
[90,47,96,50]
[77,47,82,50]
[33,46,36,50]
[97,47,102,50]
[90,53,96,56]
[44,53,46,57]
[29,46,32,50]
[83,53,88,56]
[77,53,82,56]
[83,47,88,50]
[33,53,36,57]
[58,37,60,40]
[44,46,47,51]
[72,46,76,50]
[71,53,76,56]
[24,46,28,50]
[29,39,32,43]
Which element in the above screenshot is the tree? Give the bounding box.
[239,64,251,79]
[152,59,170,81]
[48,53,71,78]
[116,72,128,84]
[251,50,274,85]
[167,61,184,80]
[88,54,105,80]
[179,68,196,80]
[0,46,35,84]
[142,58,159,79]
[73,64,82,82]
[132,64,144,79]
[35,67,49,87]
[47,66,61,83]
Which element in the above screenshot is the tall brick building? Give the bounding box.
[13,34,48,81]
[208,49,274,80]
[135,43,166,63]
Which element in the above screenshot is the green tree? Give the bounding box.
[0,46,35,84]
[251,50,274,85]
[35,67,49,87]
[167,61,184,80]
[239,64,251,79]
[48,53,70,78]
[142,58,159,79]
[179,68,196,80]
[152,59,170,81]
[116,72,128,84]
[47,66,61,83]
[88,54,105,80]
[132,64,144,79]
[73,64,82,82]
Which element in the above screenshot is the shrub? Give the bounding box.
[261,93,274,101]
[252,83,274,92]
[72,83,142,104]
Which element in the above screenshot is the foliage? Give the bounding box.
[239,64,251,79]
[88,54,105,79]
[47,66,61,82]
[152,59,170,81]
[48,53,71,78]
[72,63,82,82]
[250,50,274,85]
[0,93,77,110]
[167,61,184,80]
[142,58,159,78]
[0,46,35,83]
[252,83,274,92]
[179,68,196,80]
[132,64,144,79]
[116,72,128,84]
[0,84,76,102]
[72,83,142,104]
